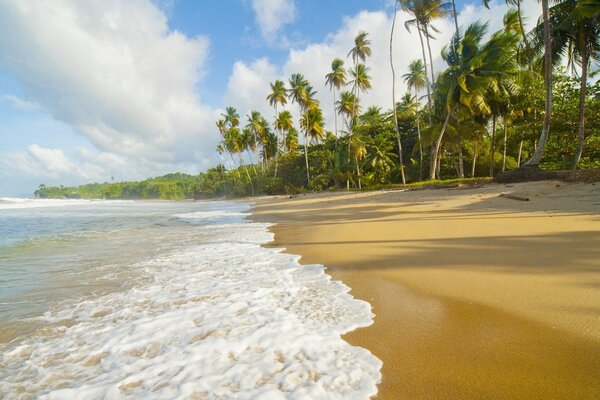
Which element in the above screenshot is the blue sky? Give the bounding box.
[0,0,540,196]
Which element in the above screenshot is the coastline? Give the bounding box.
[251,181,600,399]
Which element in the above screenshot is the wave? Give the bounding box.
[0,198,134,211]
[0,202,381,399]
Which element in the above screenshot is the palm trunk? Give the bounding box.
[430,110,452,179]
[502,119,508,172]
[516,0,530,49]
[417,22,432,121]
[416,88,423,181]
[458,135,464,178]
[490,115,496,177]
[239,155,254,196]
[303,131,310,187]
[524,0,552,167]
[436,145,442,179]
[390,1,406,184]
[472,141,478,177]
[333,89,338,139]
[355,155,362,190]
[575,51,588,167]
[424,24,435,84]
[451,0,459,37]
[517,139,523,166]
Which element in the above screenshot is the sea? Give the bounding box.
[0,198,381,399]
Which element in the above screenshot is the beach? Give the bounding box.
[252,180,600,399]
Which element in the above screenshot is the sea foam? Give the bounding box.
[0,202,381,399]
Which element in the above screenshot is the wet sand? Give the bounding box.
[251,181,600,399]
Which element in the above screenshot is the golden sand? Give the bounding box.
[251,181,600,399]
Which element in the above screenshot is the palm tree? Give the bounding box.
[347,31,372,66]
[403,0,452,84]
[546,0,600,166]
[223,107,240,128]
[284,127,299,153]
[246,110,266,168]
[484,0,530,48]
[349,64,372,105]
[524,0,553,167]
[431,22,518,179]
[325,59,347,138]
[289,73,319,185]
[391,0,407,184]
[337,90,360,189]
[275,110,294,149]
[300,103,325,186]
[347,31,372,124]
[403,59,427,179]
[401,0,433,116]
[266,80,287,117]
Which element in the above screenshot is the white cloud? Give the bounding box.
[224,1,542,132]
[0,0,218,168]
[2,95,39,111]
[250,0,297,43]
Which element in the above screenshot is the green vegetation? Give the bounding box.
[37,1,600,199]
[211,0,599,197]
[34,173,198,200]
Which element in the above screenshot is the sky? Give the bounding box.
[0,0,543,196]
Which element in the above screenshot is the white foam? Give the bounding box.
[0,203,382,399]
[0,198,133,210]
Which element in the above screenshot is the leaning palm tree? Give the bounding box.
[390,0,406,184]
[403,59,427,180]
[431,22,518,179]
[266,80,287,118]
[325,59,347,138]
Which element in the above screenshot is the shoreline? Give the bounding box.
[251,181,600,399]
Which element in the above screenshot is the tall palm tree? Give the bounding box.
[391,0,407,184]
[546,0,600,166]
[266,80,287,117]
[325,59,347,138]
[403,59,427,179]
[524,0,553,166]
[404,0,452,84]
[401,0,433,116]
[337,90,360,189]
[347,31,372,128]
[289,73,319,186]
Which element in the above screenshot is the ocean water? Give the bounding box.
[0,198,381,399]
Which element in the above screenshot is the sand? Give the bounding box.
[251,181,600,399]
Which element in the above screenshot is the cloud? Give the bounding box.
[224,1,542,132]
[0,0,218,168]
[250,0,297,43]
[2,95,39,111]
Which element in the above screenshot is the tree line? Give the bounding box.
[209,0,599,197]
